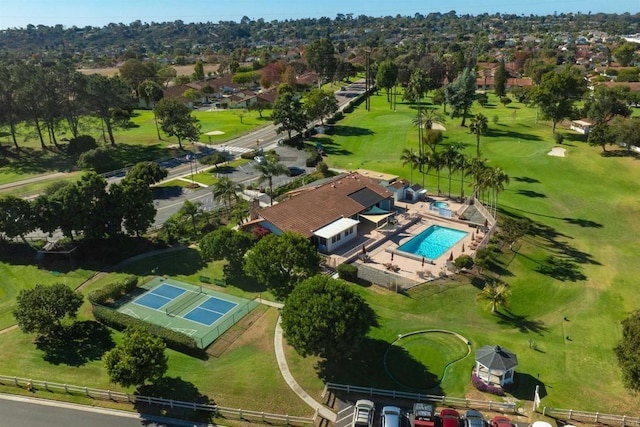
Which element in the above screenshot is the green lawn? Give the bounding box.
[1,90,640,415]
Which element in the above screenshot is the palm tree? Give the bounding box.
[254,156,289,206]
[213,176,244,213]
[469,158,488,199]
[488,167,510,219]
[455,152,470,199]
[441,143,463,197]
[477,280,511,313]
[400,148,419,186]
[418,151,433,188]
[469,113,488,160]
[429,151,445,195]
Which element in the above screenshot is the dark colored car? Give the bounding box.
[463,410,485,427]
[440,409,460,427]
[410,403,436,427]
[491,416,512,427]
[287,166,305,176]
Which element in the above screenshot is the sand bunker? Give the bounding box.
[548,146,566,157]
[431,123,446,131]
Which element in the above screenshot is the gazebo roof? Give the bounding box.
[475,345,518,371]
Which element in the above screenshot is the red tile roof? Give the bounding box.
[258,172,393,238]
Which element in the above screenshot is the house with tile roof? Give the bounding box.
[251,172,395,253]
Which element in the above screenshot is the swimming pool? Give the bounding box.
[397,225,467,259]
[432,201,448,208]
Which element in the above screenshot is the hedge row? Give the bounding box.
[87,276,139,305]
[92,305,202,356]
[337,263,358,282]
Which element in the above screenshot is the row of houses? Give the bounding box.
[160,71,320,110]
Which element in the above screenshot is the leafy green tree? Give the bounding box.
[77,147,115,173]
[494,61,507,97]
[530,65,587,133]
[154,97,201,149]
[254,156,289,206]
[0,63,23,150]
[476,93,488,107]
[271,85,307,142]
[67,135,98,157]
[280,275,377,360]
[194,60,205,81]
[103,327,168,388]
[117,180,157,237]
[613,43,638,67]
[0,196,34,244]
[499,217,531,250]
[615,310,640,391]
[445,67,476,126]
[119,59,161,97]
[212,176,244,213]
[441,142,464,197]
[84,74,134,146]
[609,116,640,152]
[232,71,260,86]
[376,60,399,102]
[587,122,614,152]
[477,279,511,313]
[453,254,474,270]
[13,284,83,338]
[200,228,253,272]
[244,232,320,299]
[124,161,168,186]
[178,200,205,238]
[304,88,338,126]
[584,86,632,125]
[305,37,338,84]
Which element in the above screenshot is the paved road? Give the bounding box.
[0,393,206,427]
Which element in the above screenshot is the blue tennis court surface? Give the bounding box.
[134,284,186,310]
[184,296,238,326]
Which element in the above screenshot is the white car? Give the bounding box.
[352,399,375,427]
[254,155,266,164]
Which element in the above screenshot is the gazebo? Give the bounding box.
[474,345,518,387]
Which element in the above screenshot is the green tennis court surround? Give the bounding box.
[118,277,259,349]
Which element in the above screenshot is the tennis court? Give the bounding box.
[118,277,259,349]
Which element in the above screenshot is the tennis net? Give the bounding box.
[165,289,204,317]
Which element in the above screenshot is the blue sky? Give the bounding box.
[0,0,636,30]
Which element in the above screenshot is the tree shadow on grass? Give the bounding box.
[535,255,587,281]
[515,189,547,198]
[0,147,75,174]
[223,271,267,293]
[485,128,543,141]
[506,372,547,401]
[495,309,549,335]
[512,176,540,184]
[116,247,205,277]
[331,125,374,137]
[601,148,640,159]
[151,186,183,199]
[135,377,214,426]
[36,321,115,366]
[563,217,603,228]
[316,337,443,395]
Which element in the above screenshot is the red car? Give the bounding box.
[491,416,512,427]
[439,409,460,427]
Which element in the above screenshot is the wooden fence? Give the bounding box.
[324,382,516,413]
[542,407,640,427]
[0,375,314,426]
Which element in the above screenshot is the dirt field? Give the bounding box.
[77,63,220,77]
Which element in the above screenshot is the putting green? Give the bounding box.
[384,330,470,391]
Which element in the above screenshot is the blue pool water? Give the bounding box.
[398,225,467,259]
[432,201,448,209]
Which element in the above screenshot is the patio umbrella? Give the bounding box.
[421,257,425,267]
[462,243,465,252]
[361,244,367,254]
[391,252,394,262]
[471,232,475,240]
[449,252,454,261]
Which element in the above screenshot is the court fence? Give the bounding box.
[541,407,640,427]
[197,298,260,348]
[0,375,315,426]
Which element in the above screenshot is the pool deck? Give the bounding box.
[326,196,491,288]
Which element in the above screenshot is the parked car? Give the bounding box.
[352,399,375,427]
[287,166,305,177]
[254,155,266,164]
[410,403,436,427]
[440,409,460,427]
[491,416,512,427]
[381,406,402,427]
[462,410,485,427]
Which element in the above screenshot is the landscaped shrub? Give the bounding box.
[77,147,115,173]
[337,263,358,282]
[88,276,139,305]
[92,305,201,356]
[471,374,506,396]
[554,132,565,144]
[306,152,322,167]
[67,135,98,157]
